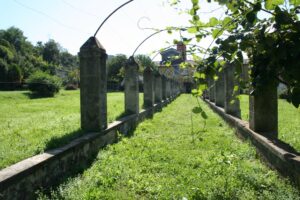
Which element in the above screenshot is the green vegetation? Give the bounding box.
[39,95,299,200]
[0,27,78,91]
[240,95,300,152]
[0,90,143,169]
[27,71,62,97]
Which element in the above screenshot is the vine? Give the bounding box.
[168,0,300,108]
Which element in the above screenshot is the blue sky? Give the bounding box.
[0,0,223,58]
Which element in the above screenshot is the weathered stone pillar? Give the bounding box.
[162,75,167,101]
[208,78,215,102]
[143,66,154,108]
[249,83,278,138]
[154,72,162,103]
[224,64,241,118]
[215,72,225,107]
[125,56,139,114]
[79,37,107,132]
[166,78,171,99]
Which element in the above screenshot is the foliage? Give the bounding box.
[134,54,157,73]
[169,0,300,108]
[0,91,143,169]
[38,95,299,199]
[27,71,62,97]
[107,54,127,84]
[0,27,79,90]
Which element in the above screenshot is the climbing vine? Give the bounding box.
[168,0,300,108]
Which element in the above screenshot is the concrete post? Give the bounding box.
[208,78,215,102]
[79,37,107,132]
[154,72,162,103]
[125,56,139,115]
[224,64,241,118]
[215,72,225,107]
[166,78,171,99]
[249,83,278,138]
[162,75,167,101]
[143,66,154,108]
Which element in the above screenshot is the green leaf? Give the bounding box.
[212,29,223,39]
[209,17,219,26]
[187,27,198,34]
[290,0,300,6]
[265,0,284,10]
[246,11,257,24]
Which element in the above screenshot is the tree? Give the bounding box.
[42,39,60,65]
[134,54,157,74]
[107,54,127,83]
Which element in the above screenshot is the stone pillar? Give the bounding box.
[224,64,241,118]
[208,78,215,102]
[249,83,278,138]
[162,75,167,101]
[79,37,107,132]
[154,72,162,103]
[166,78,171,99]
[125,56,139,114]
[143,66,154,108]
[215,72,225,107]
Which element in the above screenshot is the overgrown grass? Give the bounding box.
[39,94,299,200]
[0,90,143,169]
[240,95,300,151]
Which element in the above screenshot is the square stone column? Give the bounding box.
[124,56,139,115]
[162,75,167,100]
[224,64,241,118]
[154,72,162,103]
[143,66,154,108]
[215,72,225,107]
[208,78,215,102]
[166,79,171,99]
[249,83,278,138]
[79,37,107,132]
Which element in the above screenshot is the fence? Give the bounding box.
[0,36,182,200]
[203,62,300,187]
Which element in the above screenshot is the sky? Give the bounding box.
[0,0,224,59]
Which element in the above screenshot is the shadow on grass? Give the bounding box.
[44,129,85,151]
[22,92,55,99]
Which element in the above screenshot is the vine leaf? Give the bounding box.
[265,0,284,10]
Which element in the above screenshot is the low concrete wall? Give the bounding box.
[0,97,176,200]
[203,98,300,188]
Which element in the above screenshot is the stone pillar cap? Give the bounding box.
[80,36,106,52]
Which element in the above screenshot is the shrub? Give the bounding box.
[64,84,78,90]
[27,71,61,97]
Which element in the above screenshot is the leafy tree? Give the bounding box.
[107,54,127,83]
[134,54,157,73]
[42,39,60,65]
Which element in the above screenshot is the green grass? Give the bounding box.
[39,94,299,200]
[0,90,143,170]
[240,95,300,151]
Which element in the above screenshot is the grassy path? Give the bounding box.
[240,95,300,151]
[41,94,299,200]
[0,90,143,169]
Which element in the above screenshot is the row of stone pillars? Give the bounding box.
[79,37,181,132]
[205,63,278,139]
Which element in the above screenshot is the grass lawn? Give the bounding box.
[240,95,300,151]
[39,94,299,200]
[0,90,143,170]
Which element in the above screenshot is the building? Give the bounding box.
[158,42,195,93]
